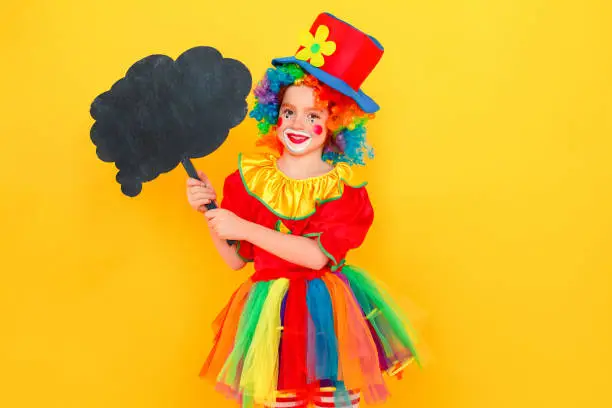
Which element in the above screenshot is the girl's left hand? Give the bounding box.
[204,209,249,241]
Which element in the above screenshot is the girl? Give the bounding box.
[187,13,420,408]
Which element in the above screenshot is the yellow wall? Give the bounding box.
[1,1,610,407]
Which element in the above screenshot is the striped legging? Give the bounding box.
[266,389,360,408]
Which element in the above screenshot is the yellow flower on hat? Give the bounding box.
[295,25,336,67]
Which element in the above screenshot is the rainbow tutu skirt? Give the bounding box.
[199,265,420,407]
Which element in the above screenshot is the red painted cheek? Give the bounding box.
[313,124,323,135]
[277,117,283,127]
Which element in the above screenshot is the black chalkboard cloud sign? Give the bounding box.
[89,46,252,197]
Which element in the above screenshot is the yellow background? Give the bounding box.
[1,1,610,407]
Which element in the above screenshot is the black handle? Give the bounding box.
[182,158,236,247]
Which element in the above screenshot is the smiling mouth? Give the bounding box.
[285,130,311,144]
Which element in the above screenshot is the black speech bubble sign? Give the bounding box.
[90,46,252,197]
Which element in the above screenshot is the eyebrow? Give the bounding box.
[280,103,323,113]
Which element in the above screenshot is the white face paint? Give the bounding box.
[276,86,329,157]
[282,128,312,153]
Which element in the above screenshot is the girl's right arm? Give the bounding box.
[186,170,247,271]
[208,226,247,270]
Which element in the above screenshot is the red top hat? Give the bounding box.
[272,12,384,113]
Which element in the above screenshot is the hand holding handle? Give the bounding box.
[182,158,236,247]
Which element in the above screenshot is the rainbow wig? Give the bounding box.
[248,64,375,166]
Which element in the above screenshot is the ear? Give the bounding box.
[323,133,337,152]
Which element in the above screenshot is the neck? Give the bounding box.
[277,149,332,179]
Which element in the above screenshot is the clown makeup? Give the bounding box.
[276,85,329,155]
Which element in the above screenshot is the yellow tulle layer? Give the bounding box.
[239,279,290,404]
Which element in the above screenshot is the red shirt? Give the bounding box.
[220,153,374,281]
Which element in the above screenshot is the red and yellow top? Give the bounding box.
[220,152,374,281]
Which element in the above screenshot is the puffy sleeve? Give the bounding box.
[219,170,254,262]
[305,185,374,267]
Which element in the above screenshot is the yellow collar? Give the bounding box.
[238,152,366,220]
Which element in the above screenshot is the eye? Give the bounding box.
[307,113,320,123]
[281,108,294,119]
